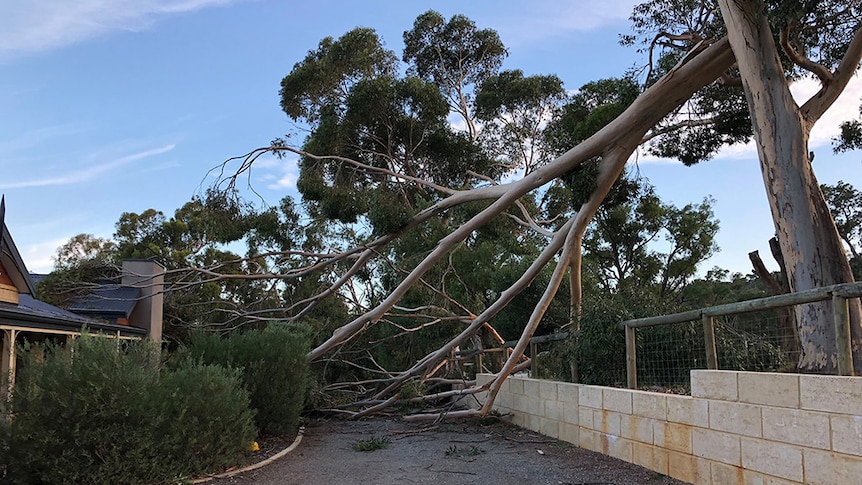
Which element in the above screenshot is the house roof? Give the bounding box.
[0,220,143,337]
[0,294,145,337]
[67,286,141,318]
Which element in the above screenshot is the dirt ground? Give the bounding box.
[209,417,688,485]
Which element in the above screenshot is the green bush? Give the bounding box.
[151,361,257,476]
[0,336,255,485]
[570,299,628,386]
[186,322,311,434]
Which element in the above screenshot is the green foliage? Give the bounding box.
[279,28,397,122]
[583,175,719,300]
[52,233,117,270]
[822,180,862,280]
[714,316,790,372]
[475,70,564,121]
[647,83,752,165]
[623,0,724,51]
[635,313,791,389]
[570,297,634,386]
[0,336,255,485]
[835,119,862,153]
[475,69,566,174]
[821,180,862,257]
[154,361,257,472]
[284,19,501,225]
[680,269,768,309]
[543,77,641,210]
[545,77,640,155]
[39,191,311,341]
[563,159,601,209]
[114,189,255,263]
[353,436,391,452]
[403,10,507,100]
[489,261,570,341]
[184,323,311,434]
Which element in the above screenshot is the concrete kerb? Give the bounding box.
[191,427,306,483]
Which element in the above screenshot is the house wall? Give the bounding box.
[475,370,862,485]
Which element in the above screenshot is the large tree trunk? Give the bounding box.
[720,0,862,373]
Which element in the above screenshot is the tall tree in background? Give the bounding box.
[822,181,862,260]
[823,180,862,280]
[403,11,507,141]
[583,178,719,303]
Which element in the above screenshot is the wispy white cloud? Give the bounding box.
[0,144,175,189]
[793,75,862,150]
[710,74,862,160]
[494,0,638,45]
[257,156,299,191]
[0,0,237,60]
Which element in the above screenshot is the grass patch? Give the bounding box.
[353,436,391,452]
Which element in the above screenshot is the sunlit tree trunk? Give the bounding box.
[719,0,862,373]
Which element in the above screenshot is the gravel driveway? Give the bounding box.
[208,417,687,485]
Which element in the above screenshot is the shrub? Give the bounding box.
[571,300,628,386]
[0,336,255,485]
[186,322,311,434]
[150,362,257,476]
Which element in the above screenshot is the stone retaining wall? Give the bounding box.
[475,370,862,484]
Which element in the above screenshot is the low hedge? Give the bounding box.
[185,322,311,434]
[0,336,256,485]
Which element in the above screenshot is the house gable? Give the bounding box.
[1,221,37,298]
[0,260,19,304]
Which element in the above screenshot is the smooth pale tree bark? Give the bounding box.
[719,0,862,373]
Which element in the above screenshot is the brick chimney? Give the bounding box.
[122,259,165,343]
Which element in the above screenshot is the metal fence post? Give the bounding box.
[702,315,718,370]
[625,325,637,389]
[832,294,855,376]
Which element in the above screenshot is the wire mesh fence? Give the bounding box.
[626,282,862,391]
[634,310,793,391]
[472,283,861,394]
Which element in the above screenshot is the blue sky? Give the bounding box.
[1,0,860,276]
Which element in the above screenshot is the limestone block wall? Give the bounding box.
[475,370,862,485]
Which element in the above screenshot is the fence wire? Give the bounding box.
[634,310,792,392]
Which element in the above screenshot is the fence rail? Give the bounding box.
[619,281,862,388]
